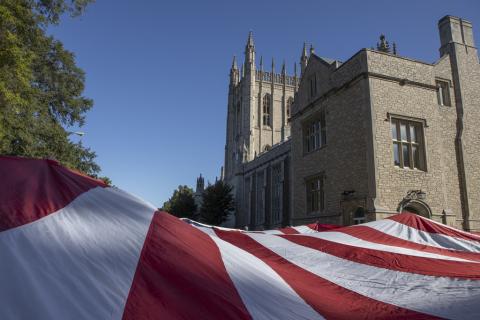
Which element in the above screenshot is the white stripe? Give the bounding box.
[366,219,480,253]
[262,230,284,235]
[292,225,317,234]
[0,187,156,320]
[247,232,480,319]
[195,226,324,320]
[305,231,476,262]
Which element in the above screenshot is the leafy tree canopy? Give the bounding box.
[162,185,197,219]
[0,0,102,176]
[200,180,234,226]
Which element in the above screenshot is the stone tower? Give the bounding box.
[224,32,299,186]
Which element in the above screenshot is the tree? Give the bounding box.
[200,180,234,226]
[162,186,197,219]
[0,0,101,176]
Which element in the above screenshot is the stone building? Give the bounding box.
[224,16,480,231]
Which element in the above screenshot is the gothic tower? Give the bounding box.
[224,32,299,185]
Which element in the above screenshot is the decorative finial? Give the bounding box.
[376,34,391,53]
[302,42,307,58]
[260,56,263,70]
[294,62,297,77]
[393,42,397,55]
[282,60,286,74]
[246,30,254,48]
[271,57,275,70]
[232,55,238,70]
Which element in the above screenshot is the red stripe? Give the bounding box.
[337,225,480,262]
[391,213,480,242]
[0,156,105,232]
[307,223,341,231]
[214,229,436,320]
[280,233,480,279]
[122,212,251,320]
[278,227,300,234]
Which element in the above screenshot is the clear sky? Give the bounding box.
[49,0,480,208]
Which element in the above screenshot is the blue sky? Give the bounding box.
[49,0,480,208]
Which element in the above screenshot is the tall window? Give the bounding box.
[262,94,271,126]
[304,109,326,153]
[236,102,241,135]
[306,175,324,214]
[256,171,265,225]
[286,97,293,119]
[391,118,426,170]
[271,164,282,224]
[309,75,317,98]
[436,80,451,106]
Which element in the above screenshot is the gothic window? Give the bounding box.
[306,175,324,214]
[245,177,252,227]
[391,118,426,170]
[353,207,366,225]
[309,74,317,98]
[286,97,294,119]
[262,94,271,126]
[436,80,451,106]
[236,102,241,135]
[303,109,326,154]
[271,164,282,224]
[256,171,265,225]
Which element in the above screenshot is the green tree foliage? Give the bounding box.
[162,185,197,219]
[0,0,101,176]
[200,180,234,226]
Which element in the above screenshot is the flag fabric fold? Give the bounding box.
[1,156,480,320]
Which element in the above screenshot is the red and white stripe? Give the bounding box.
[2,156,480,319]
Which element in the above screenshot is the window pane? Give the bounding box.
[442,82,451,106]
[393,142,400,166]
[410,125,417,142]
[402,144,410,168]
[400,123,407,141]
[437,85,443,105]
[391,121,398,140]
[412,145,420,169]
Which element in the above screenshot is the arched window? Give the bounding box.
[236,102,241,135]
[263,144,271,151]
[353,207,366,225]
[286,97,294,119]
[262,94,271,126]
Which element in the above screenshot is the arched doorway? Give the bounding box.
[402,199,432,218]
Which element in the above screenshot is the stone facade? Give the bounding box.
[224,16,480,231]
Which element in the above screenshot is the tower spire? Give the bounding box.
[300,42,308,77]
[245,31,255,65]
[231,55,238,70]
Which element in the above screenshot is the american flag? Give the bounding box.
[1,156,480,319]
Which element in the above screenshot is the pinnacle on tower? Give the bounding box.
[300,42,308,76]
[302,42,308,59]
[260,56,263,71]
[310,44,315,55]
[231,55,238,70]
[246,31,254,49]
[281,60,286,74]
[244,31,255,67]
[271,57,275,71]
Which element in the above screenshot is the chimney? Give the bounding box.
[438,15,476,56]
